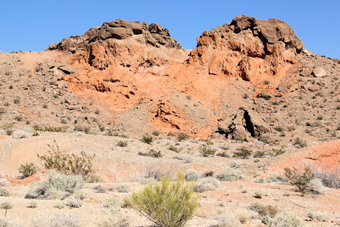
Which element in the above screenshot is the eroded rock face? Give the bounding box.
[48,19,182,52]
[188,15,303,81]
[218,109,271,141]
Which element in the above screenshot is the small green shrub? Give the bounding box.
[284,166,314,195]
[37,140,95,179]
[117,184,130,193]
[152,131,160,136]
[234,147,252,158]
[126,173,200,227]
[66,196,83,208]
[0,201,13,210]
[18,162,37,179]
[167,145,179,153]
[148,149,162,158]
[199,144,217,157]
[25,170,84,200]
[3,124,14,136]
[116,141,128,147]
[0,188,9,197]
[141,134,153,144]
[293,137,307,148]
[248,202,278,218]
[177,133,189,141]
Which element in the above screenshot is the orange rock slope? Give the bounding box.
[46,15,305,139]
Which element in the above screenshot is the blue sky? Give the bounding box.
[1,0,339,58]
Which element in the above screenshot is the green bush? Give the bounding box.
[37,140,95,179]
[148,149,162,158]
[0,188,9,197]
[199,144,217,157]
[293,137,307,148]
[3,124,14,136]
[167,145,179,153]
[234,147,252,158]
[284,166,314,195]
[248,202,278,218]
[126,173,200,227]
[18,162,37,179]
[25,170,84,200]
[117,141,128,147]
[177,133,189,141]
[141,134,153,144]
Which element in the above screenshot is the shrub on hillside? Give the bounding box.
[284,166,314,195]
[37,140,95,179]
[126,173,200,227]
[141,134,153,144]
[30,213,79,227]
[199,144,217,157]
[25,170,84,200]
[185,169,200,181]
[216,168,243,181]
[18,162,37,179]
[0,188,9,197]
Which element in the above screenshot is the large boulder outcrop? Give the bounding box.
[188,15,303,81]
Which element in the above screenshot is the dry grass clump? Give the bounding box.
[265,211,303,227]
[25,170,84,200]
[194,177,220,193]
[30,213,80,227]
[216,168,243,181]
[311,166,340,189]
[307,211,330,222]
[308,178,326,194]
[248,202,278,218]
[116,184,130,193]
[185,169,200,181]
[0,218,23,227]
[199,144,217,157]
[214,214,241,227]
[97,212,130,227]
[0,188,9,197]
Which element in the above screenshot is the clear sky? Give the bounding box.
[1,0,339,58]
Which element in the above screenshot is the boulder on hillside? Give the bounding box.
[218,109,272,141]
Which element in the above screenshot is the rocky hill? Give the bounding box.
[1,15,339,144]
[0,15,340,227]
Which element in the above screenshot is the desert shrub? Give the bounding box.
[307,211,330,222]
[308,178,326,194]
[25,170,84,200]
[229,161,241,169]
[194,177,219,193]
[152,131,160,136]
[293,137,307,148]
[3,124,14,136]
[216,168,242,181]
[269,211,302,227]
[127,173,199,227]
[249,202,278,218]
[86,173,105,183]
[266,173,284,183]
[285,166,314,195]
[0,201,13,210]
[37,141,95,179]
[254,190,265,199]
[145,166,173,181]
[141,134,153,144]
[234,147,252,158]
[29,213,80,227]
[117,184,130,193]
[139,177,156,185]
[167,145,179,153]
[199,144,217,157]
[215,214,241,227]
[0,218,23,227]
[97,212,130,227]
[104,197,123,209]
[116,141,128,147]
[311,167,340,189]
[28,201,37,208]
[177,132,189,141]
[93,185,106,193]
[148,149,162,158]
[54,202,64,209]
[66,196,83,208]
[185,169,200,181]
[0,188,9,197]
[0,179,10,187]
[18,162,37,179]
[271,147,286,156]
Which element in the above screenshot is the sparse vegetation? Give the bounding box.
[185,169,200,181]
[18,162,37,179]
[25,170,84,200]
[199,144,217,157]
[216,168,243,181]
[0,188,9,197]
[117,140,128,147]
[177,132,189,141]
[37,140,95,179]
[3,124,14,135]
[141,134,153,144]
[284,166,314,195]
[126,173,199,227]
[167,145,179,153]
[293,137,307,148]
[233,147,252,158]
[194,177,220,192]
